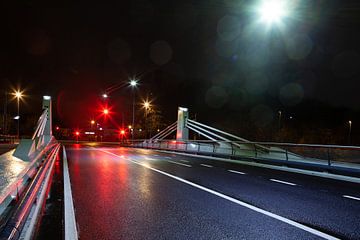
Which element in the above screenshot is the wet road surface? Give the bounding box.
[65,144,360,240]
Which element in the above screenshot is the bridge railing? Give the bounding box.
[119,139,360,175]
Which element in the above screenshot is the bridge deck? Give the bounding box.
[65,144,360,240]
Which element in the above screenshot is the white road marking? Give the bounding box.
[179,159,189,163]
[154,155,160,157]
[165,157,172,159]
[270,179,297,186]
[167,160,192,167]
[343,195,360,201]
[99,149,339,240]
[200,164,213,168]
[63,146,79,240]
[228,170,246,175]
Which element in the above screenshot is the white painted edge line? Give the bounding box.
[343,195,360,201]
[100,149,339,240]
[155,150,360,184]
[228,170,246,175]
[63,146,79,240]
[167,160,192,167]
[200,164,213,168]
[270,179,297,186]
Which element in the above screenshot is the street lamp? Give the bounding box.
[256,0,289,25]
[129,79,138,141]
[12,90,24,139]
[142,100,152,138]
[102,93,108,99]
[348,120,352,145]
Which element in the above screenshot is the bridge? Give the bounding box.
[0,98,359,240]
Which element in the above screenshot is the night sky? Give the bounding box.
[1,1,360,140]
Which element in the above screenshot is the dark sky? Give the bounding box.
[1,0,360,130]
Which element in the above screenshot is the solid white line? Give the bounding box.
[228,170,246,175]
[167,160,192,167]
[200,164,213,168]
[270,179,297,186]
[63,146,79,240]
[100,149,338,240]
[343,195,360,201]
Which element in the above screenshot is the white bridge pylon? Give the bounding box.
[13,96,54,161]
[150,107,268,152]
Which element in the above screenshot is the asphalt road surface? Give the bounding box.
[65,144,360,240]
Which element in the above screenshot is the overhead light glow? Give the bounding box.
[257,0,288,24]
[130,79,138,87]
[43,96,51,100]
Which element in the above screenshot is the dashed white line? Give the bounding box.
[99,149,339,240]
[270,179,297,186]
[343,195,360,201]
[167,160,192,167]
[179,159,189,163]
[228,170,246,175]
[200,164,213,168]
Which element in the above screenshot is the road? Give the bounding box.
[65,144,360,240]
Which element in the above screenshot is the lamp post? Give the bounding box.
[142,100,151,139]
[348,120,352,145]
[129,79,138,141]
[13,90,23,140]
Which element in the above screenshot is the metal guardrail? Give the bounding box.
[115,139,360,174]
[0,143,61,240]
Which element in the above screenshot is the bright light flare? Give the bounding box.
[142,100,151,110]
[129,79,138,87]
[257,0,288,24]
[91,120,95,125]
[75,131,80,136]
[103,109,109,115]
[12,90,24,100]
[102,93,108,98]
[120,129,125,135]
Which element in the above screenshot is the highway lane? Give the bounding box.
[65,144,360,240]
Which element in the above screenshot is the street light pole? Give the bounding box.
[348,120,352,145]
[132,91,135,140]
[129,79,138,141]
[17,97,19,139]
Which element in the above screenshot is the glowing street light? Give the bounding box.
[143,101,151,110]
[12,89,24,139]
[129,79,138,87]
[91,120,95,125]
[129,79,138,141]
[257,0,288,25]
[103,109,109,115]
[102,93,108,99]
[348,120,352,144]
